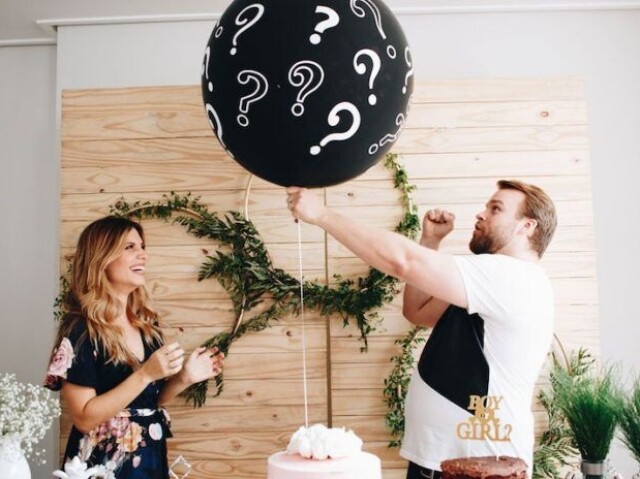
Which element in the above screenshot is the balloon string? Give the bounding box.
[243,174,254,220]
[296,220,309,428]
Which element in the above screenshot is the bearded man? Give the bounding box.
[286,179,557,479]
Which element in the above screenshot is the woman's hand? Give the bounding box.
[139,342,184,383]
[179,347,225,385]
[286,187,327,225]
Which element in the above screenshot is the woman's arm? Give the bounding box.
[64,342,184,433]
[158,346,224,406]
[287,188,467,308]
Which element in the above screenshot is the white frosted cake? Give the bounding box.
[267,424,382,479]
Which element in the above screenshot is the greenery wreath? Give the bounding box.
[56,153,421,408]
[55,153,576,477]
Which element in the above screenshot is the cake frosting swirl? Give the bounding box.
[286,424,363,460]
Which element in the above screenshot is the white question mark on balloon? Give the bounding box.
[350,0,386,39]
[403,47,414,94]
[386,45,397,59]
[202,46,213,92]
[353,49,381,106]
[310,6,340,45]
[368,113,405,155]
[237,70,269,127]
[206,103,226,148]
[310,102,362,155]
[288,61,325,117]
[231,4,265,56]
[350,0,396,58]
[379,113,406,147]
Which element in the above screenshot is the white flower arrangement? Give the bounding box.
[53,456,115,479]
[0,373,61,464]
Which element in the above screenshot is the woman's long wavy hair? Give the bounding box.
[54,216,163,367]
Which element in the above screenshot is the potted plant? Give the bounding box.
[618,379,640,477]
[534,347,592,479]
[553,362,623,479]
[0,372,61,478]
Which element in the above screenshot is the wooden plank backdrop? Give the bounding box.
[59,77,597,478]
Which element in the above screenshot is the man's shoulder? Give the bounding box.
[455,254,550,289]
[457,253,542,268]
[454,253,509,268]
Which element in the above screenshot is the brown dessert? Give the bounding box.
[441,456,528,479]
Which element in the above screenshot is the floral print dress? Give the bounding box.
[45,319,172,479]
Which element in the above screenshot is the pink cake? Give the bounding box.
[267,451,382,479]
[267,424,382,479]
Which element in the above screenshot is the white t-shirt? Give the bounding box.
[400,254,554,472]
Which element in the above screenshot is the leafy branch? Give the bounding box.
[385,153,420,240]
[383,326,427,447]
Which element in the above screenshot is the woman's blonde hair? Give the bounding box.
[54,216,163,367]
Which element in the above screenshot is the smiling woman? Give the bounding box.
[104,228,148,297]
[44,216,225,479]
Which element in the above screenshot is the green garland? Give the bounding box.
[383,325,427,447]
[56,153,420,408]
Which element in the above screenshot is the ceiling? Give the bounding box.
[1,0,636,44]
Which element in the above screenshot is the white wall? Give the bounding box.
[0,44,58,478]
[56,21,212,90]
[2,6,639,478]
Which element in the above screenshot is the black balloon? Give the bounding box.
[202,0,414,187]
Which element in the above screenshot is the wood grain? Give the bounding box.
[59,77,597,478]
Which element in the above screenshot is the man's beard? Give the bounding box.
[469,228,507,255]
[469,231,494,254]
